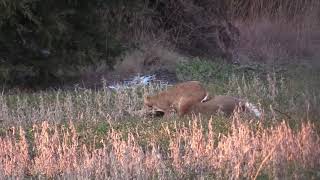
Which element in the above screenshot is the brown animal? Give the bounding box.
[144,81,210,117]
[185,95,261,117]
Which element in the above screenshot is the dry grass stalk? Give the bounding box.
[0,115,319,179]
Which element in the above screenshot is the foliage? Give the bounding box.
[0,0,143,87]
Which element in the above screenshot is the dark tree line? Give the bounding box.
[0,0,140,87]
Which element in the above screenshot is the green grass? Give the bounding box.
[1,59,319,134]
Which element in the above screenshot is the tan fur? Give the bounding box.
[186,95,246,117]
[144,81,210,117]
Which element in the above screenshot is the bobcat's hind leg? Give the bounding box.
[177,97,195,117]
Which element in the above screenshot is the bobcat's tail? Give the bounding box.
[245,102,261,118]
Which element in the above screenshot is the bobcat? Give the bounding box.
[186,95,261,117]
[144,81,210,117]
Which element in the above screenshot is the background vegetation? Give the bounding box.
[0,0,143,87]
[0,1,320,178]
[1,0,319,88]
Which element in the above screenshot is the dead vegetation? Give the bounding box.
[234,17,320,65]
[115,40,185,77]
[0,116,319,179]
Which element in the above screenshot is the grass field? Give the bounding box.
[0,62,320,179]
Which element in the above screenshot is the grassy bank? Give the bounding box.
[0,61,319,178]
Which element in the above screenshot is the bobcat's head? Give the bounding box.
[143,95,152,108]
[143,95,164,112]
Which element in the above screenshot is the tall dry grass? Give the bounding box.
[228,0,320,64]
[114,40,185,77]
[169,115,320,179]
[0,83,167,125]
[234,17,320,64]
[226,0,319,20]
[0,115,319,179]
